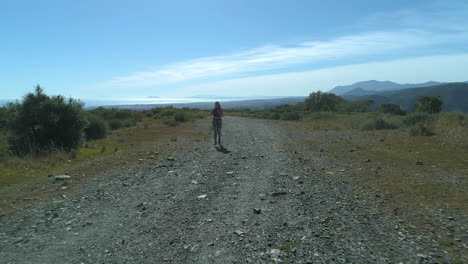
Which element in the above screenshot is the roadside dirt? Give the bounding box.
[0,117,459,263]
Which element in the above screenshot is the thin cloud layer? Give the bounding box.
[98,3,468,90]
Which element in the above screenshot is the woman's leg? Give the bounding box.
[212,120,218,144]
[217,120,222,144]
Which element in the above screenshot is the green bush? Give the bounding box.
[409,123,434,136]
[270,112,280,120]
[7,85,87,155]
[174,112,188,122]
[361,117,398,130]
[280,112,302,120]
[84,115,108,140]
[402,112,433,127]
[437,111,465,127]
[379,103,406,115]
[413,95,443,114]
[160,107,176,117]
[163,119,178,126]
[108,119,124,130]
[304,91,345,112]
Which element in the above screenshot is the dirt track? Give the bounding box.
[0,117,438,263]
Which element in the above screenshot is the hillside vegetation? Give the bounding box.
[0,86,208,212]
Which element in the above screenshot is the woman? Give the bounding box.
[212,102,223,145]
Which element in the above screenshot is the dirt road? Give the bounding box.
[0,117,437,263]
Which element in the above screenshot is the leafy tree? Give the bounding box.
[304,91,345,112]
[413,95,443,114]
[379,103,406,115]
[7,85,87,155]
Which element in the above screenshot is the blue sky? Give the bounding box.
[1,0,468,99]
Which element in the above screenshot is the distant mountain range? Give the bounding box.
[342,82,468,112]
[328,80,443,95]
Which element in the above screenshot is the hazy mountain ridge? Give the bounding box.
[328,80,443,95]
[354,82,468,112]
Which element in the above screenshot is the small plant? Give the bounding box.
[100,145,107,153]
[174,112,188,122]
[361,117,398,130]
[280,112,302,120]
[143,120,151,129]
[379,103,406,115]
[108,119,124,130]
[69,150,78,159]
[163,119,178,126]
[409,123,434,136]
[402,112,433,127]
[170,136,178,142]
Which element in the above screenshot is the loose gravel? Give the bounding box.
[0,117,440,263]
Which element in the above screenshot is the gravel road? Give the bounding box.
[0,117,438,263]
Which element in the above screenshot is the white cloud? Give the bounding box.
[171,53,468,97]
[95,2,468,92]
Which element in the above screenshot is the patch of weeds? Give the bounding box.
[278,240,300,251]
[280,112,302,120]
[361,117,398,130]
[164,119,179,126]
[100,146,107,153]
[50,199,64,209]
[174,112,189,122]
[143,120,151,129]
[402,112,433,127]
[170,136,178,142]
[69,150,78,159]
[409,123,434,136]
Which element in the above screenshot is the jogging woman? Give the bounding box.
[212,102,223,145]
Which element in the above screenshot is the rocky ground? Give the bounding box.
[0,117,461,263]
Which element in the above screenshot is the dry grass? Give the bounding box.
[0,117,209,214]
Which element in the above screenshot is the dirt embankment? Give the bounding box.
[0,117,463,263]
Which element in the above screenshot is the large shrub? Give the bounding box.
[7,85,86,155]
[402,112,433,127]
[413,95,443,114]
[84,115,108,140]
[304,91,345,112]
[108,119,124,130]
[174,112,188,122]
[379,103,406,115]
[409,124,434,136]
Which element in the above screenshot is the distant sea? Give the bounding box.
[0,97,250,108]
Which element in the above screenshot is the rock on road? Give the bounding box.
[0,117,434,263]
